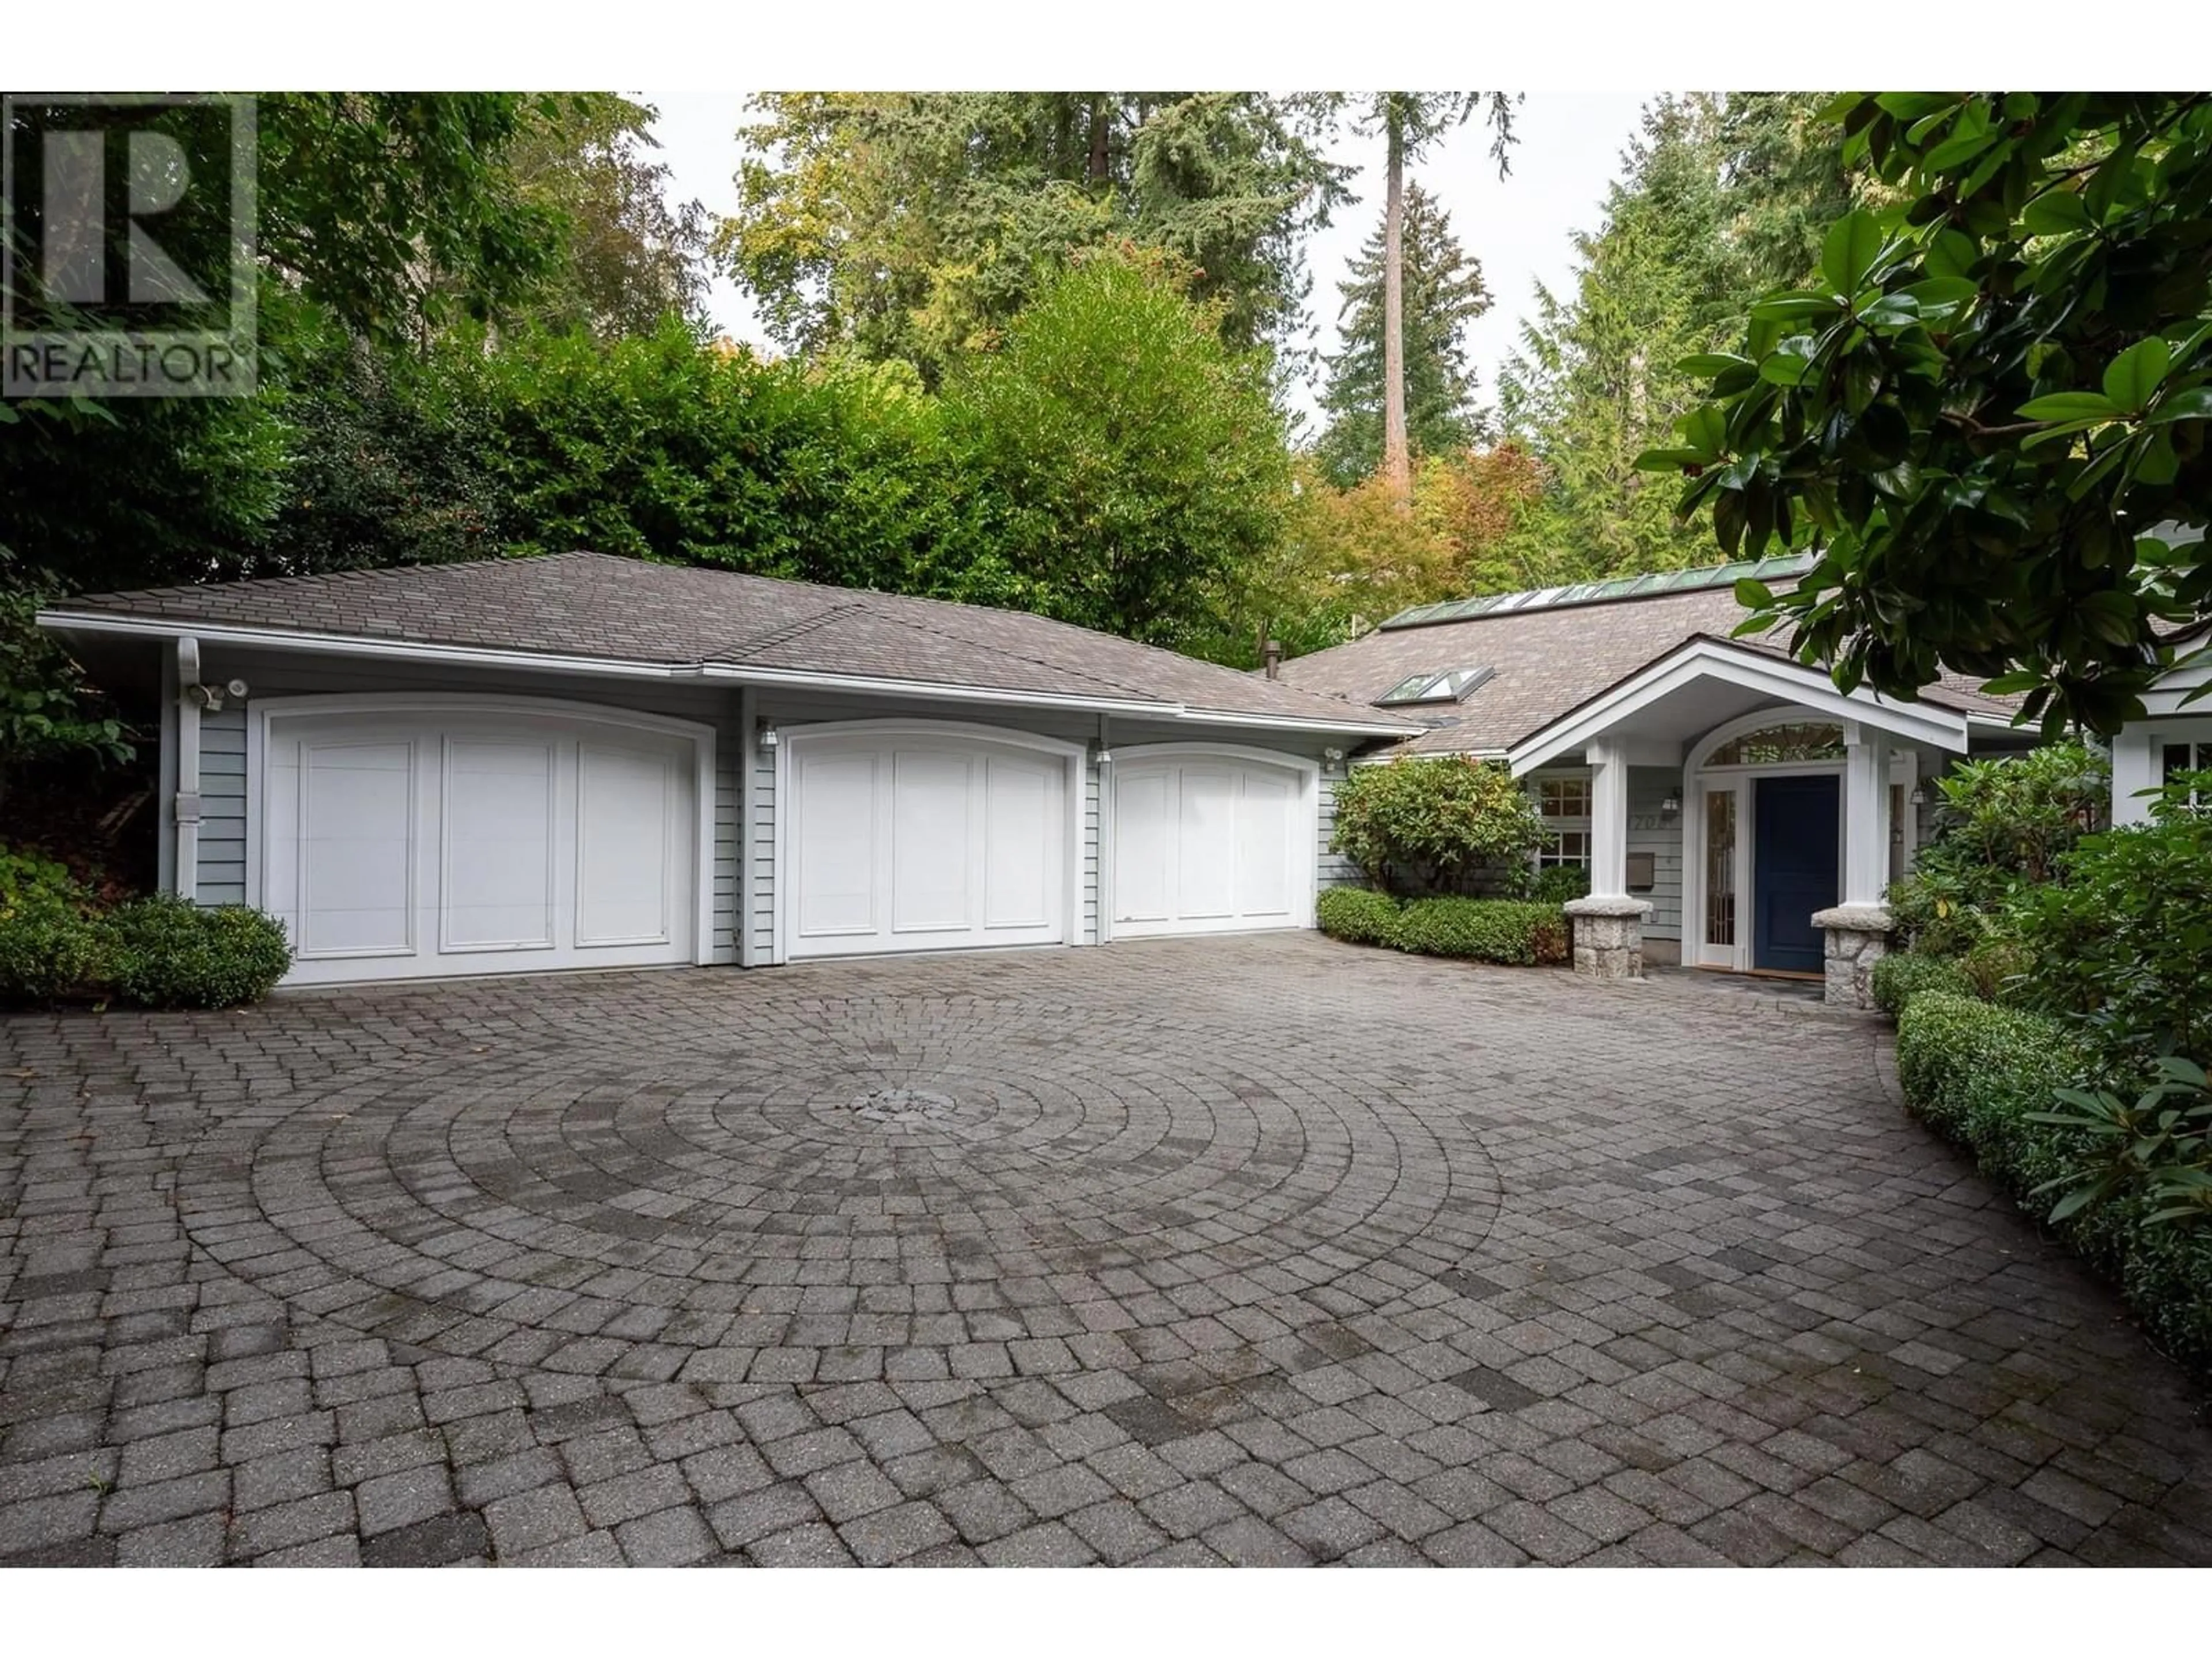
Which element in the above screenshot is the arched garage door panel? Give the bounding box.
[260,702,703,985]
[1113,753,1313,937]
[785,729,1073,960]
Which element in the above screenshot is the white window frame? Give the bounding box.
[1531,770,1593,872]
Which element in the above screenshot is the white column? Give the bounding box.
[2111,726,2158,827]
[1842,724,1891,907]
[1588,738,1630,900]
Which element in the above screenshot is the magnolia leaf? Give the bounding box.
[2101,336,2172,413]
[2149,387,2212,425]
[2017,391,2123,422]
[1821,212,1888,295]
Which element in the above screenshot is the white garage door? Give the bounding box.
[784,728,1073,960]
[1112,753,1313,937]
[257,703,703,984]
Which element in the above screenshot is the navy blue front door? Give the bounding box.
[1752,775,1839,972]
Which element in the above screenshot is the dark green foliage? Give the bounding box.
[0,869,291,1010]
[1500,93,1852,578]
[2007,777,2212,1069]
[944,252,1292,650]
[1653,94,2212,732]
[0,886,107,1002]
[1315,185,1490,486]
[1316,887,1401,946]
[1869,950,1976,1018]
[1385,897,1570,966]
[1526,864,1592,906]
[1328,757,1546,895]
[1885,742,2108,956]
[725,92,1351,387]
[105,895,294,1010]
[1895,993,2212,1373]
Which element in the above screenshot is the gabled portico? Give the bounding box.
[1508,636,1970,1002]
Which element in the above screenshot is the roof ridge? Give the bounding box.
[1378,552,1815,632]
[709,598,872,662]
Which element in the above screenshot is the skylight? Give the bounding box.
[1376,666,1494,707]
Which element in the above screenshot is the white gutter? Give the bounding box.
[41,609,1421,740]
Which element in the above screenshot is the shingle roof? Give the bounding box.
[48,551,1416,735]
[1276,572,2024,755]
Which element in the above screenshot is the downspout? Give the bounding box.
[156,641,179,894]
[1094,713,1113,945]
[175,636,201,903]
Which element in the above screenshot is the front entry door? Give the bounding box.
[1752,775,1838,972]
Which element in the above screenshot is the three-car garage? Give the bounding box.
[246,699,1323,986]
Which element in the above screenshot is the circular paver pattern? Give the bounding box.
[177,989,1503,1373]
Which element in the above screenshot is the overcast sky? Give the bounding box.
[643,92,1661,424]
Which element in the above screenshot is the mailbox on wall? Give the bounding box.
[1626,852,1656,891]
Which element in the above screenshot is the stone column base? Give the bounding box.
[1563,896,1653,982]
[1811,903,1893,1008]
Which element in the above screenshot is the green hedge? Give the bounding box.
[1869,950,1976,1018]
[1895,993,2212,1374]
[1385,897,1570,967]
[0,884,293,1010]
[1316,887,1401,946]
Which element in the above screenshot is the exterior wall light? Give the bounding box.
[1659,787,1681,820]
[759,723,779,748]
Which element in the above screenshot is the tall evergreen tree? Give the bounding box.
[1351,94,1518,502]
[1315,184,1491,486]
[722,93,1351,387]
[1495,93,1851,578]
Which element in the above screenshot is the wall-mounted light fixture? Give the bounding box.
[1909,786,1925,808]
[184,679,249,714]
[1093,748,1113,766]
[1659,787,1681,821]
[759,722,780,748]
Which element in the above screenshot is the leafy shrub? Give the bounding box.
[1959,935,2035,1005]
[1869,951,1975,1018]
[2007,777,2212,1070]
[0,844,82,907]
[1330,757,1546,896]
[1385,897,1569,966]
[1887,740,2108,956]
[1895,993,2212,1375]
[0,887,109,1002]
[105,895,293,1009]
[1316,887,1400,946]
[1527,864,1591,905]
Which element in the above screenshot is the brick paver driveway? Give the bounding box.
[3,935,2207,1567]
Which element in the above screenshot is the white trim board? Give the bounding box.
[1507,638,1969,774]
[42,609,1419,739]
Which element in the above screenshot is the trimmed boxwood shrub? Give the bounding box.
[106,894,293,1009]
[0,887,111,1001]
[0,882,293,1011]
[1869,951,1975,1018]
[1385,897,1570,967]
[1316,887,1400,946]
[1895,992,2212,1376]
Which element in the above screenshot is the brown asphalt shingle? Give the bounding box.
[49,551,1415,734]
[1275,582,2024,755]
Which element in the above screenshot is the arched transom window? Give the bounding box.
[1704,721,1846,767]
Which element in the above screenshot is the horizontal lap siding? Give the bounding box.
[1627,766,1684,941]
[1317,774,1357,891]
[191,651,743,961]
[196,707,248,905]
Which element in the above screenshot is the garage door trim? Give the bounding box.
[245,694,718,971]
[1103,743,1320,944]
[772,719,1086,965]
